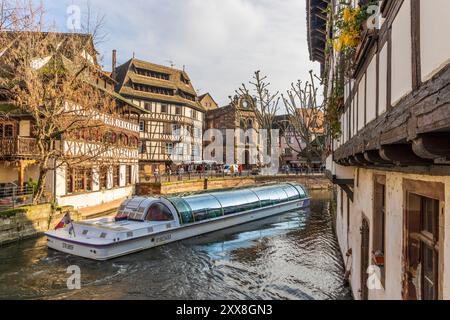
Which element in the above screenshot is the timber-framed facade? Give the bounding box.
[0,33,146,210]
[308,0,450,299]
[113,57,205,180]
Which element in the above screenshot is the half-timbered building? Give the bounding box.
[112,56,205,180]
[308,0,450,299]
[0,33,146,210]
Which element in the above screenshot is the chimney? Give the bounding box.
[112,49,117,76]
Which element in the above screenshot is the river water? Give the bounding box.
[0,190,352,300]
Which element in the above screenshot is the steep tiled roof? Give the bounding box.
[113,58,204,112]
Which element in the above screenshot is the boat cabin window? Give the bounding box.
[146,203,174,222]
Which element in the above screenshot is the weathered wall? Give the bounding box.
[0,204,80,246]
[336,167,450,300]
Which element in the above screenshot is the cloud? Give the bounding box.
[38,0,320,107]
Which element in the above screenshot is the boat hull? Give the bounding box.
[47,198,309,261]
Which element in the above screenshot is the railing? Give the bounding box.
[0,184,35,211]
[0,137,37,157]
[139,168,326,184]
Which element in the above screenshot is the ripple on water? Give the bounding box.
[0,191,352,300]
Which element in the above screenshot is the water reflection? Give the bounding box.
[0,190,351,300]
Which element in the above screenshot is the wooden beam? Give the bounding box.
[364,150,393,165]
[340,184,354,202]
[354,153,371,166]
[333,64,450,163]
[380,144,434,166]
[412,134,450,160]
[411,0,422,90]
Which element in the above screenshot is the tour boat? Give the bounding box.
[45,183,310,260]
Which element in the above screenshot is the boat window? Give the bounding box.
[282,185,301,201]
[146,203,174,222]
[212,190,261,215]
[252,188,273,206]
[168,198,194,224]
[293,185,307,198]
[184,195,223,222]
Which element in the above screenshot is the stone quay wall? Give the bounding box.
[137,175,331,196]
[0,205,80,246]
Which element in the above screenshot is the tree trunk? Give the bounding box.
[33,165,48,205]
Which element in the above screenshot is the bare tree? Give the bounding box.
[232,71,280,170]
[281,70,325,168]
[1,1,120,203]
[234,70,280,133]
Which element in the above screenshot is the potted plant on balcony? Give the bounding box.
[332,1,380,68]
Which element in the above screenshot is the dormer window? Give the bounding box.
[135,68,170,81]
[180,74,190,85]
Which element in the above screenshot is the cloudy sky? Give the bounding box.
[37,0,319,107]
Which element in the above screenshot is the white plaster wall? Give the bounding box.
[119,165,126,187]
[420,0,450,82]
[92,167,100,192]
[336,188,346,256]
[358,77,365,131]
[54,166,66,197]
[366,56,377,123]
[57,185,133,209]
[352,98,357,137]
[391,0,412,105]
[379,43,388,114]
[343,110,348,143]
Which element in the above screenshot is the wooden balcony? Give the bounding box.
[0,137,37,159]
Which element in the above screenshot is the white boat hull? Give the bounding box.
[47,198,309,261]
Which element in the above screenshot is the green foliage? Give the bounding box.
[0,208,27,219]
[27,178,38,192]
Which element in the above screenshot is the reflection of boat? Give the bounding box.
[45,183,310,261]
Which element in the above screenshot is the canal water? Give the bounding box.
[0,190,352,300]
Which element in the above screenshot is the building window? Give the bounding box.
[161,104,168,114]
[139,121,145,132]
[144,102,152,111]
[139,141,147,154]
[126,165,132,185]
[113,166,120,188]
[66,168,92,194]
[99,167,108,189]
[66,168,74,194]
[406,187,441,301]
[175,106,182,115]
[4,124,14,138]
[166,143,173,155]
[192,110,197,119]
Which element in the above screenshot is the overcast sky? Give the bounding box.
[38,0,320,107]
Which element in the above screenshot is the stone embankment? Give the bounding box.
[0,204,80,246]
[137,174,331,196]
